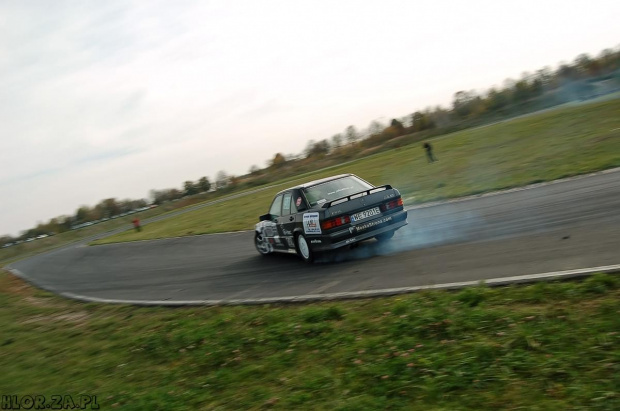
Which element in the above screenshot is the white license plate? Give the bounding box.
[351,207,381,222]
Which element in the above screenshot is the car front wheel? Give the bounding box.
[255,232,271,256]
[295,233,314,263]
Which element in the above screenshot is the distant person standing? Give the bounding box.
[423,142,437,163]
[132,218,142,232]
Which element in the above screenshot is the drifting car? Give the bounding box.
[254,174,408,263]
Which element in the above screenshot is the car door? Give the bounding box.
[263,194,287,251]
[276,191,298,250]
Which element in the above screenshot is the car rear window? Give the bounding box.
[303,176,373,207]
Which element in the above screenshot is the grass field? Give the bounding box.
[2,270,618,410]
[3,97,620,410]
[95,97,620,245]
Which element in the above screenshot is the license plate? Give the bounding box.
[351,207,381,222]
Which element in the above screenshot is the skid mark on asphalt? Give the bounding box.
[309,280,342,295]
[224,285,261,300]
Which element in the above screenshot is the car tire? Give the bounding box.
[375,230,395,242]
[255,232,271,256]
[295,233,314,263]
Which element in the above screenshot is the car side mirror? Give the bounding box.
[259,213,272,222]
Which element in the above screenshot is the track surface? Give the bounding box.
[9,171,620,303]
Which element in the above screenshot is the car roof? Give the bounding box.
[276,174,354,195]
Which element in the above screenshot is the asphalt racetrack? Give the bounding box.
[8,170,620,304]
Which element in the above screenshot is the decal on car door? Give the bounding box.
[303,212,322,235]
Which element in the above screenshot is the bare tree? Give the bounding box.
[331,133,343,148]
[215,170,229,189]
[305,139,330,158]
[345,125,358,145]
[368,120,385,136]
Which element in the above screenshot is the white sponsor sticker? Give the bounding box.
[264,226,275,237]
[355,216,393,231]
[303,212,322,234]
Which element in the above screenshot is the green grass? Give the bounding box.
[95,97,620,245]
[2,270,619,410]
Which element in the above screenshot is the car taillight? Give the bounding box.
[321,215,351,230]
[381,198,403,211]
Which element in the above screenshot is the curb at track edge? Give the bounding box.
[7,264,620,307]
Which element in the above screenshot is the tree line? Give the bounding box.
[2,45,619,246]
[277,46,620,164]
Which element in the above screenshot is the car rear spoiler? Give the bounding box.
[321,185,394,208]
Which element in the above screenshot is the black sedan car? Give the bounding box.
[254,174,408,262]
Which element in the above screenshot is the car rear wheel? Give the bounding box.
[255,232,271,256]
[375,230,395,242]
[295,234,314,263]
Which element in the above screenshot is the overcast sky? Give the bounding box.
[1,0,619,236]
